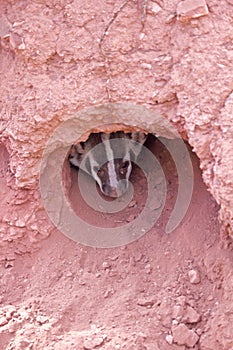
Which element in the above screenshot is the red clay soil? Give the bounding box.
[1,0,233,349]
[1,136,233,350]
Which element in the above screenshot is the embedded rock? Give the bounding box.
[177,0,209,22]
[172,323,199,347]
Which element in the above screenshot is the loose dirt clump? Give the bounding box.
[1,138,233,349]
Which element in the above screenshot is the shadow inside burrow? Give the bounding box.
[62,132,183,230]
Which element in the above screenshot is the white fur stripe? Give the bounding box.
[103,139,118,188]
[107,160,118,189]
[88,151,102,189]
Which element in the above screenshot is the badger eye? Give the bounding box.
[120,161,130,174]
[97,168,106,177]
[121,161,129,169]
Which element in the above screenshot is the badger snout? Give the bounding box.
[93,158,132,198]
[101,179,129,198]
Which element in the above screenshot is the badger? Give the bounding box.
[69,131,147,198]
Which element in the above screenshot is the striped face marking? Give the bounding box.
[93,159,131,198]
[102,135,118,190]
[107,160,119,189]
[96,133,131,197]
[69,131,147,198]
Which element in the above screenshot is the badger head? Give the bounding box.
[69,131,147,198]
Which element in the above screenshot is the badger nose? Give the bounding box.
[101,184,118,198]
[101,180,129,198]
[103,189,118,198]
[109,188,119,198]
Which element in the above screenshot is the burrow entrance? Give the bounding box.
[64,129,185,231]
[38,102,219,246]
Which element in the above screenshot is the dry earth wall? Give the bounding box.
[0,0,232,251]
[1,1,233,349]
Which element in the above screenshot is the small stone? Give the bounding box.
[141,63,152,69]
[9,227,18,236]
[172,323,199,347]
[126,214,136,222]
[128,199,137,208]
[145,263,152,274]
[134,252,143,262]
[5,261,14,268]
[172,305,184,320]
[137,296,155,307]
[139,32,145,40]
[188,269,201,284]
[172,319,179,325]
[103,288,114,298]
[15,220,26,228]
[165,334,173,345]
[165,12,177,23]
[147,2,162,15]
[109,255,119,261]
[36,315,48,325]
[177,0,208,22]
[66,271,73,277]
[183,306,201,324]
[176,295,186,306]
[83,335,106,349]
[5,306,17,319]
[79,278,86,285]
[0,316,8,326]
[103,290,110,298]
[102,261,111,270]
[18,339,31,348]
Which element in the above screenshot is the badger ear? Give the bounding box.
[130,132,147,158]
[69,144,84,167]
[131,132,147,144]
[100,132,110,141]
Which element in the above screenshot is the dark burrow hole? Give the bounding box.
[63,131,191,229]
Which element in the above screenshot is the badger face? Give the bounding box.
[69,131,147,198]
[92,158,132,198]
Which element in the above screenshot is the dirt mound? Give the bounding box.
[1,0,233,348]
[1,149,232,349]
